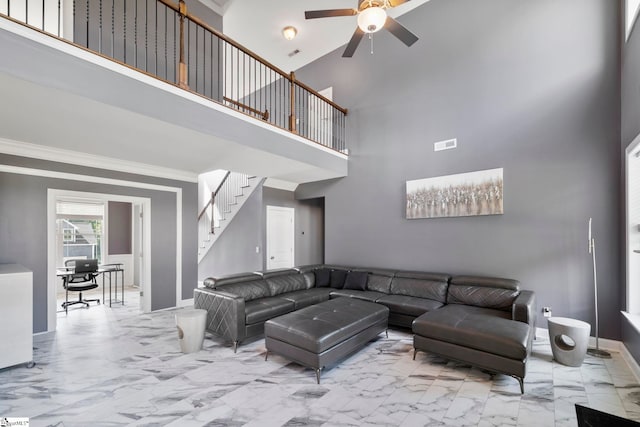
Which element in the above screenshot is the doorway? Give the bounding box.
[47,190,152,332]
[266,206,295,270]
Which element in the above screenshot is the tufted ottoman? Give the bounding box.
[264,297,389,383]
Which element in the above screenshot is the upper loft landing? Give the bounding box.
[0,1,347,184]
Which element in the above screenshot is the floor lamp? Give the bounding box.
[587,218,611,358]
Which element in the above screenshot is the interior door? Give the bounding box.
[266,206,295,270]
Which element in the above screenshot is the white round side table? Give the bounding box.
[175,308,207,353]
[547,317,591,367]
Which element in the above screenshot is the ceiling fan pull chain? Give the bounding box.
[370,33,374,55]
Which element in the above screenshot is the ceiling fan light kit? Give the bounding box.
[304,0,419,57]
[357,7,387,33]
[282,26,298,40]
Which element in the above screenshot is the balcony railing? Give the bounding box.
[0,0,348,152]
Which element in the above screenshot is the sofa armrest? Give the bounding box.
[194,288,246,344]
[512,290,536,330]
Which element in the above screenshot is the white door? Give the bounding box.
[266,206,295,270]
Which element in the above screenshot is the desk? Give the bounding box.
[57,264,125,308]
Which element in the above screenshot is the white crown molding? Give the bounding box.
[0,138,198,183]
[263,177,299,192]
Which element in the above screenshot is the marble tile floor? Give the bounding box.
[1,302,640,427]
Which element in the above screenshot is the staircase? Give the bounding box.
[197,172,261,262]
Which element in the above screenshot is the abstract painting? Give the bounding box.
[406,168,504,219]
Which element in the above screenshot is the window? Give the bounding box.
[626,0,640,42]
[62,227,76,243]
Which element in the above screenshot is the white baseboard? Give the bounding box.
[536,327,622,353]
[179,298,194,308]
[620,343,640,384]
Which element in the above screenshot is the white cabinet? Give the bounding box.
[0,264,33,369]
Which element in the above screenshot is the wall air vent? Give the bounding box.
[434,138,457,152]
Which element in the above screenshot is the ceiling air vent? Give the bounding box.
[434,138,457,152]
[288,49,301,58]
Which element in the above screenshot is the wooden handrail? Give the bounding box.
[223,97,269,120]
[161,0,347,114]
[197,171,231,220]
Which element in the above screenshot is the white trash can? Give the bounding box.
[175,308,207,353]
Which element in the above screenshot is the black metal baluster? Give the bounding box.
[86,0,89,47]
[123,0,127,64]
[164,6,168,80]
[111,0,115,57]
[154,0,157,74]
[134,0,137,68]
[98,0,102,53]
[25,0,28,25]
[144,0,148,71]
[41,0,44,31]
[57,0,61,37]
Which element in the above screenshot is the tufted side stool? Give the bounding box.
[548,317,591,367]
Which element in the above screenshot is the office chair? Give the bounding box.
[62,259,100,313]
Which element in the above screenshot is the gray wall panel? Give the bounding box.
[295,0,622,337]
[108,201,132,255]
[0,153,197,332]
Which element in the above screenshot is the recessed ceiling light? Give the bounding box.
[282,26,298,41]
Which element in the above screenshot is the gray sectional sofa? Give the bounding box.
[194,264,536,392]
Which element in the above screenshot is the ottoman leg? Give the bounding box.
[316,368,321,384]
[265,351,269,361]
[233,341,239,353]
[413,348,418,360]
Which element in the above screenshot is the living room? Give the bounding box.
[1,0,640,425]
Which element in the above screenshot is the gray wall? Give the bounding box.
[296,0,622,337]
[198,183,325,279]
[108,201,132,255]
[622,0,640,358]
[0,154,197,332]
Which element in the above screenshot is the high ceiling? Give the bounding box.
[220,0,431,72]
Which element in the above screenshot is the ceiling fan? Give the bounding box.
[304,0,419,58]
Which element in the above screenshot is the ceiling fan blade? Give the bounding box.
[305,9,358,20]
[388,0,411,6]
[342,28,365,58]
[385,17,419,47]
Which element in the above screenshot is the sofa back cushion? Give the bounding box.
[448,276,520,310]
[352,268,394,294]
[203,272,262,289]
[217,279,270,301]
[266,272,307,296]
[390,271,450,303]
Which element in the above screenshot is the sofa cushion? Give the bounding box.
[376,294,444,317]
[344,271,368,291]
[217,279,269,301]
[330,269,348,289]
[449,275,520,309]
[412,304,529,360]
[365,270,394,294]
[390,271,450,303]
[266,273,307,296]
[315,269,331,287]
[447,285,520,310]
[203,272,262,289]
[245,297,295,324]
[330,289,387,303]
[279,288,333,309]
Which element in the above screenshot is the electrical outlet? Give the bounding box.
[543,307,552,318]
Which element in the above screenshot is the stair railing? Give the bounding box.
[197,171,253,256]
[0,0,348,152]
